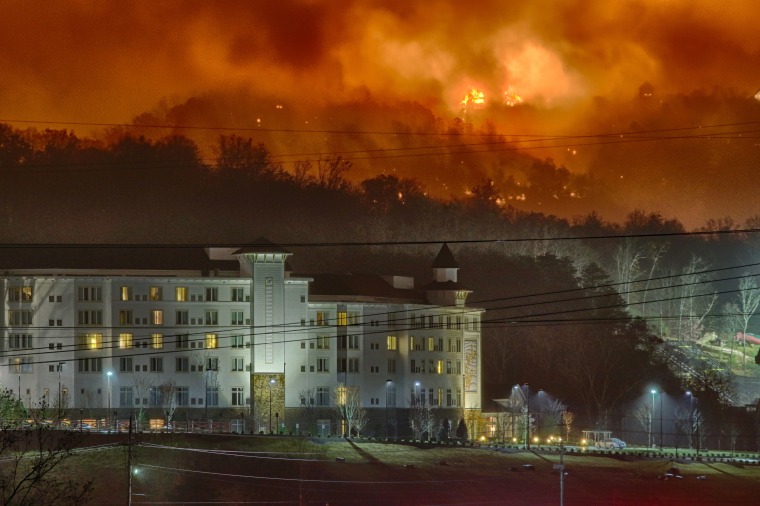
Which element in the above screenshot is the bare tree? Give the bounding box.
[734,275,760,369]
[673,407,690,452]
[333,384,365,437]
[353,408,369,437]
[158,381,178,426]
[0,390,93,505]
[633,403,654,448]
[677,255,717,341]
[613,238,645,306]
[725,423,741,454]
[296,387,318,435]
[132,374,155,429]
[409,392,436,441]
[536,397,567,437]
[561,411,574,443]
[483,328,513,385]
[316,156,352,191]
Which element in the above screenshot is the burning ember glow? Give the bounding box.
[461,88,486,109]
[503,88,523,106]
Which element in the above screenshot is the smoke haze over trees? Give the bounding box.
[2,122,760,434]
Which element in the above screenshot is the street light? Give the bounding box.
[524,384,530,450]
[107,371,113,432]
[650,389,657,448]
[414,381,422,439]
[650,389,663,450]
[687,391,699,456]
[269,378,275,434]
[385,380,392,439]
[513,384,530,450]
[57,362,65,421]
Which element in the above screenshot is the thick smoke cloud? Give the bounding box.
[2,0,760,226]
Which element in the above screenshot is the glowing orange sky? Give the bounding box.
[2,0,760,227]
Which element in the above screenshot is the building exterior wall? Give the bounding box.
[0,249,483,438]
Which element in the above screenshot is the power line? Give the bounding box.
[0,224,757,251]
[1,267,754,367]
[2,119,760,172]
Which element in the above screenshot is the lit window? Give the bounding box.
[205,333,218,349]
[387,335,397,351]
[120,286,132,301]
[336,385,347,405]
[337,312,347,326]
[151,310,163,325]
[119,333,133,349]
[151,333,163,349]
[8,286,33,302]
[316,312,327,326]
[11,357,33,373]
[77,333,102,350]
[150,286,162,301]
[175,287,188,302]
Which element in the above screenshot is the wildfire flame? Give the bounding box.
[461,88,486,108]
[503,88,523,107]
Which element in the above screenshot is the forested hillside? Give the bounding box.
[1,122,759,433]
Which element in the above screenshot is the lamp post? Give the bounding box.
[57,362,65,421]
[524,384,530,450]
[107,371,113,432]
[659,392,663,451]
[269,378,275,434]
[414,381,421,439]
[686,391,694,450]
[650,389,657,448]
[687,391,700,456]
[513,384,530,449]
[385,379,392,439]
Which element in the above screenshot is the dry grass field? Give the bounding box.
[69,433,759,505]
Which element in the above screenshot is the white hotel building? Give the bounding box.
[0,241,482,437]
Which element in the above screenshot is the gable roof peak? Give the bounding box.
[431,243,458,269]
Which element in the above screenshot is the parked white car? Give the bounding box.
[598,438,626,449]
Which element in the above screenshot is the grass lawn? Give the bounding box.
[70,433,760,505]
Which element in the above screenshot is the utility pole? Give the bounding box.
[127,413,133,506]
[560,445,565,506]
